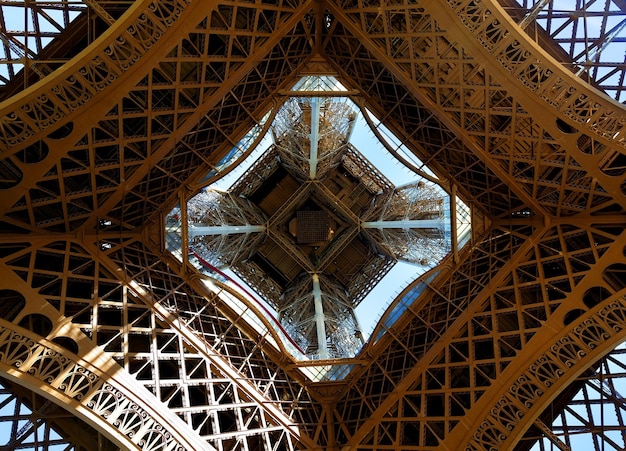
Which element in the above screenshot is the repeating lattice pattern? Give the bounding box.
[499,0,626,103]
[0,0,126,97]
[325,1,623,219]
[0,0,312,234]
[1,236,324,449]
[0,0,624,449]
[0,377,117,451]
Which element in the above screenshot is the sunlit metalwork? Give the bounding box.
[0,0,625,449]
[500,0,626,102]
[184,96,450,359]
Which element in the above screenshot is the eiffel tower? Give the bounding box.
[0,1,625,449]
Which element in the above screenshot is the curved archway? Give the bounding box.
[18,314,53,337]
[0,319,211,451]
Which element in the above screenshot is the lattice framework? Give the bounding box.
[0,0,625,449]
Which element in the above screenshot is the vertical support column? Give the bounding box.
[274,96,354,182]
[450,184,459,263]
[309,97,320,179]
[186,190,268,268]
[312,273,328,359]
[361,180,450,266]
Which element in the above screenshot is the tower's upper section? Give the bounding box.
[166,78,463,359]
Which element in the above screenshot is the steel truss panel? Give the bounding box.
[0,0,624,449]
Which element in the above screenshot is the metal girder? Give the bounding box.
[447,225,626,450]
[0,255,212,451]
[0,376,120,450]
[325,0,549,218]
[0,0,625,450]
[81,0,317,231]
[339,220,548,446]
[501,0,626,102]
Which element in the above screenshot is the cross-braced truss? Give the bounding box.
[517,344,626,451]
[0,0,132,99]
[0,0,625,450]
[0,377,117,450]
[499,0,626,103]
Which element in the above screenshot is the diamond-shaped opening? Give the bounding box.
[166,75,471,364]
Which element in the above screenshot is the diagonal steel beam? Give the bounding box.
[325,1,548,219]
[82,0,316,230]
[88,237,320,449]
[343,220,548,447]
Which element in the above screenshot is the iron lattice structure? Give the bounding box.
[279,272,363,359]
[186,97,447,360]
[362,181,449,267]
[187,190,267,268]
[0,0,625,450]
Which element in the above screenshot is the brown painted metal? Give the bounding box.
[0,0,625,449]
